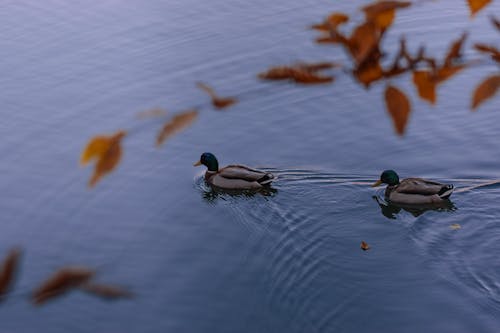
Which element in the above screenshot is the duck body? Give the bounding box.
[373,170,454,205]
[195,153,275,190]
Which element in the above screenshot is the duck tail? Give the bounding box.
[438,184,454,199]
[258,173,275,185]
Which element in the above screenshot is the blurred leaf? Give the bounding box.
[467,0,492,17]
[83,131,127,188]
[360,241,371,251]
[354,60,384,87]
[443,33,467,67]
[136,108,168,119]
[157,110,199,146]
[471,75,500,110]
[435,65,466,83]
[385,85,411,135]
[450,223,462,230]
[291,71,334,84]
[474,43,500,62]
[413,70,437,104]
[311,12,349,31]
[0,248,21,300]
[81,283,133,300]
[197,82,237,110]
[258,63,335,84]
[348,21,380,65]
[491,15,500,31]
[361,1,411,30]
[33,267,94,305]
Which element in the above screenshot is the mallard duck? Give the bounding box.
[372,170,454,205]
[193,152,275,190]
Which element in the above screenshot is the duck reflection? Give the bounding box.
[373,195,456,219]
[201,185,278,203]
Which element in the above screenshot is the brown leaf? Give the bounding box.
[444,33,467,67]
[360,241,371,251]
[136,108,168,119]
[296,62,340,72]
[474,43,500,62]
[413,70,437,104]
[450,223,462,230]
[80,283,133,300]
[258,64,335,85]
[362,1,411,30]
[197,82,237,110]
[435,65,466,83]
[471,75,500,110]
[33,267,94,305]
[291,71,334,84]
[0,248,22,300]
[348,22,381,65]
[311,12,349,31]
[156,110,198,146]
[354,60,384,87]
[385,85,411,136]
[258,66,296,80]
[467,0,492,17]
[87,131,127,187]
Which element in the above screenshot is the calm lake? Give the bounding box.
[1,0,500,332]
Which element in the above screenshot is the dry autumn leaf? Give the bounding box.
[413,70,437,104]
[385,85,411,136]
[33,267,94,305]
[360,241,371,251]
[81,283,133,300]
[467,0,492,17]
[443,33,467,67]
[197,82,237,110]
[258,63,335,85]
[361,1,411,30]
[136,108,168,119]
[0,248,22,300]
[348,21,381,65]
[354,60,384,87]
[311,12,349,31]
[81,131,127,188]
[471,75,500,110]
[157,110,199,146]
[474,43,500,62]
[450,223,462,230]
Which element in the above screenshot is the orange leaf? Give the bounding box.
[413,70,437,104]
[81,283,133,300]
[471,75,500,110]
[385,85,411,136]
[354,61,384,87]
[362,1,411,30]
[33,267,94,305]
[88,131,127,187]
[0,248,21,300]
[197,82,237,110]
[360,241,371,251]
[435,65,466,83]
[296,62,340,72]
[348,22,380,65]
[311,12,349,31]
[444,33,467,67]
[467,0,492,17]
[80,136,112,166]
[291,71,334,84]
[157,110,198,146]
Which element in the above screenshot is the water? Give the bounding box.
[1,0,500,332]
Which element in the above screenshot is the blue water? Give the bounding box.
[1,0,500,332]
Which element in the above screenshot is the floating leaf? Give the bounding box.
[81,283,133,300]
[362,1,411,30]
[291,71,334,84]
[311,12,349,31]
[0,248,22,300]
[197,82,237,110]
[258,63,335,85]
[83,131,127,188]
[413,70,437,104]
[136,108,168,119]
[360,241,371,251]
[33,267,94,305]
[450,223,462,230]
[467,0,492,17]
[157,110,198,146]
[385,85,411,136]
[297,62,341,72]
[354,60,384,87]
[471,75,500,110]
[443,33,467,67]
[474,43,500,62]
[348,21,380,65]
[436,65,466,83]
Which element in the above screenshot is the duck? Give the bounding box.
[193,152,275,190]
[372,170,454,205]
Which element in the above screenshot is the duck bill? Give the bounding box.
[193,160,202,167]
[371,180,383,187]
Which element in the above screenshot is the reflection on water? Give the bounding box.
[373,195,457,218]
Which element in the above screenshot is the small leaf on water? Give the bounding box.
[136,108,168,119]
[258,63,335,85]
[197,82,237,110]
[361,1,411,30]
[385,85,411,136]
[0,248,22,300]
[157,110,199,146]
[435,65,466,83]
[413,70,437,104]
[80,136,112,166]
[474,43,500,63]
[450,224,462,230]
[471,75,500,110]
[361,241,371,251]
[467,0,492,17]
[311,12,349,31]
[87,131,127,188]
[354,60,384,87]
[32,267,95,305]
[443,33,467,67]
[80,283,133,300]
[348,21,380,66]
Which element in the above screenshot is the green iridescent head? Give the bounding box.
[193,152,219,172]
[372,170,400,187]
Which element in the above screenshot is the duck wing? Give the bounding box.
[396,178,453,197]
[218,165,275,184]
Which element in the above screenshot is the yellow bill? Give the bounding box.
[193,160,202,166]
[371,180,383,187]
